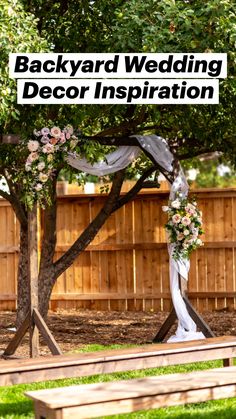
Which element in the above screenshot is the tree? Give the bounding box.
[0,0,235,325]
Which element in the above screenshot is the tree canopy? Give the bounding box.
[1,0,235,162]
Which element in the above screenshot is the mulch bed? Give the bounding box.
[0,309,235,358]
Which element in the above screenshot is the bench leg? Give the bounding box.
[34,402,62,419]
[223,358,234,367]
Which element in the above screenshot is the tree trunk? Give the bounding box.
[38,180,58,319]
[16,225,29,328]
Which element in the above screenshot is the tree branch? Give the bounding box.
[53,169,126,278]
[177,147,220,161]
[0,171,27,227]
[95,106,147,137]
[113,166,159,212]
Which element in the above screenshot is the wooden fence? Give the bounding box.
[0,188,236,312]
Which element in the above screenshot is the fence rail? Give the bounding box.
[0,188,235,312]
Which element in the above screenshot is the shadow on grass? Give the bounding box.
[0,400,33,418]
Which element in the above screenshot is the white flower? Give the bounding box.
[162,206,169,212]
[183,229,190,236]
[28,140,39,152]
[25,162,32,171]
[42,143,54,154]
[37,161,45,171]
[39,173,48,183]
[33,129,41,137]
[186,203,195,211]
[182,216,191,226]
[196,238,203,246]
[51,126,61,138]
[171,199,181,209]
[35,183,42,191]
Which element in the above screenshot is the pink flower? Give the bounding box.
[172,214,181,224]
[66,132,71,139]
[42,143,54,154]
[182,216,191,226]
[177,232,185,241]
[51,127,61,138]
[35,183,42,191]
[186,207,196,216]
[28,140,39,152]
[59,133,66,143]
[27,152,39,163]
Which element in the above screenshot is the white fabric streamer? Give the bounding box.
[167,169,205,342]
[67,146,140,176]
[67,134,205,343]
[133,135,174,172]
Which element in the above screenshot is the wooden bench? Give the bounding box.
[26,365,236,418]
[1,336,236,386]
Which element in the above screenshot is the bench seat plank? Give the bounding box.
[1,336,236,386]
[26,366,236,418]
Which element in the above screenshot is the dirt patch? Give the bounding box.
[0,309,236,358]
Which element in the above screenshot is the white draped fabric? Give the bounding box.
[67,146,140,176]
[167,170,205,342]
[67,135,205,342]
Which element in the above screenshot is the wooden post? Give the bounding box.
[153,274,214,342]
[28,204,40,358]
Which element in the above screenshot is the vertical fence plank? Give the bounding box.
[196,248,208,311]
[189,252,198,310]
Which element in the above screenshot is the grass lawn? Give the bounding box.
[0,344,235,419]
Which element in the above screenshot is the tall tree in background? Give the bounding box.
[0,0,235,324]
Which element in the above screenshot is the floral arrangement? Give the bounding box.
[162,195,204,261]
[22,126,79,208]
